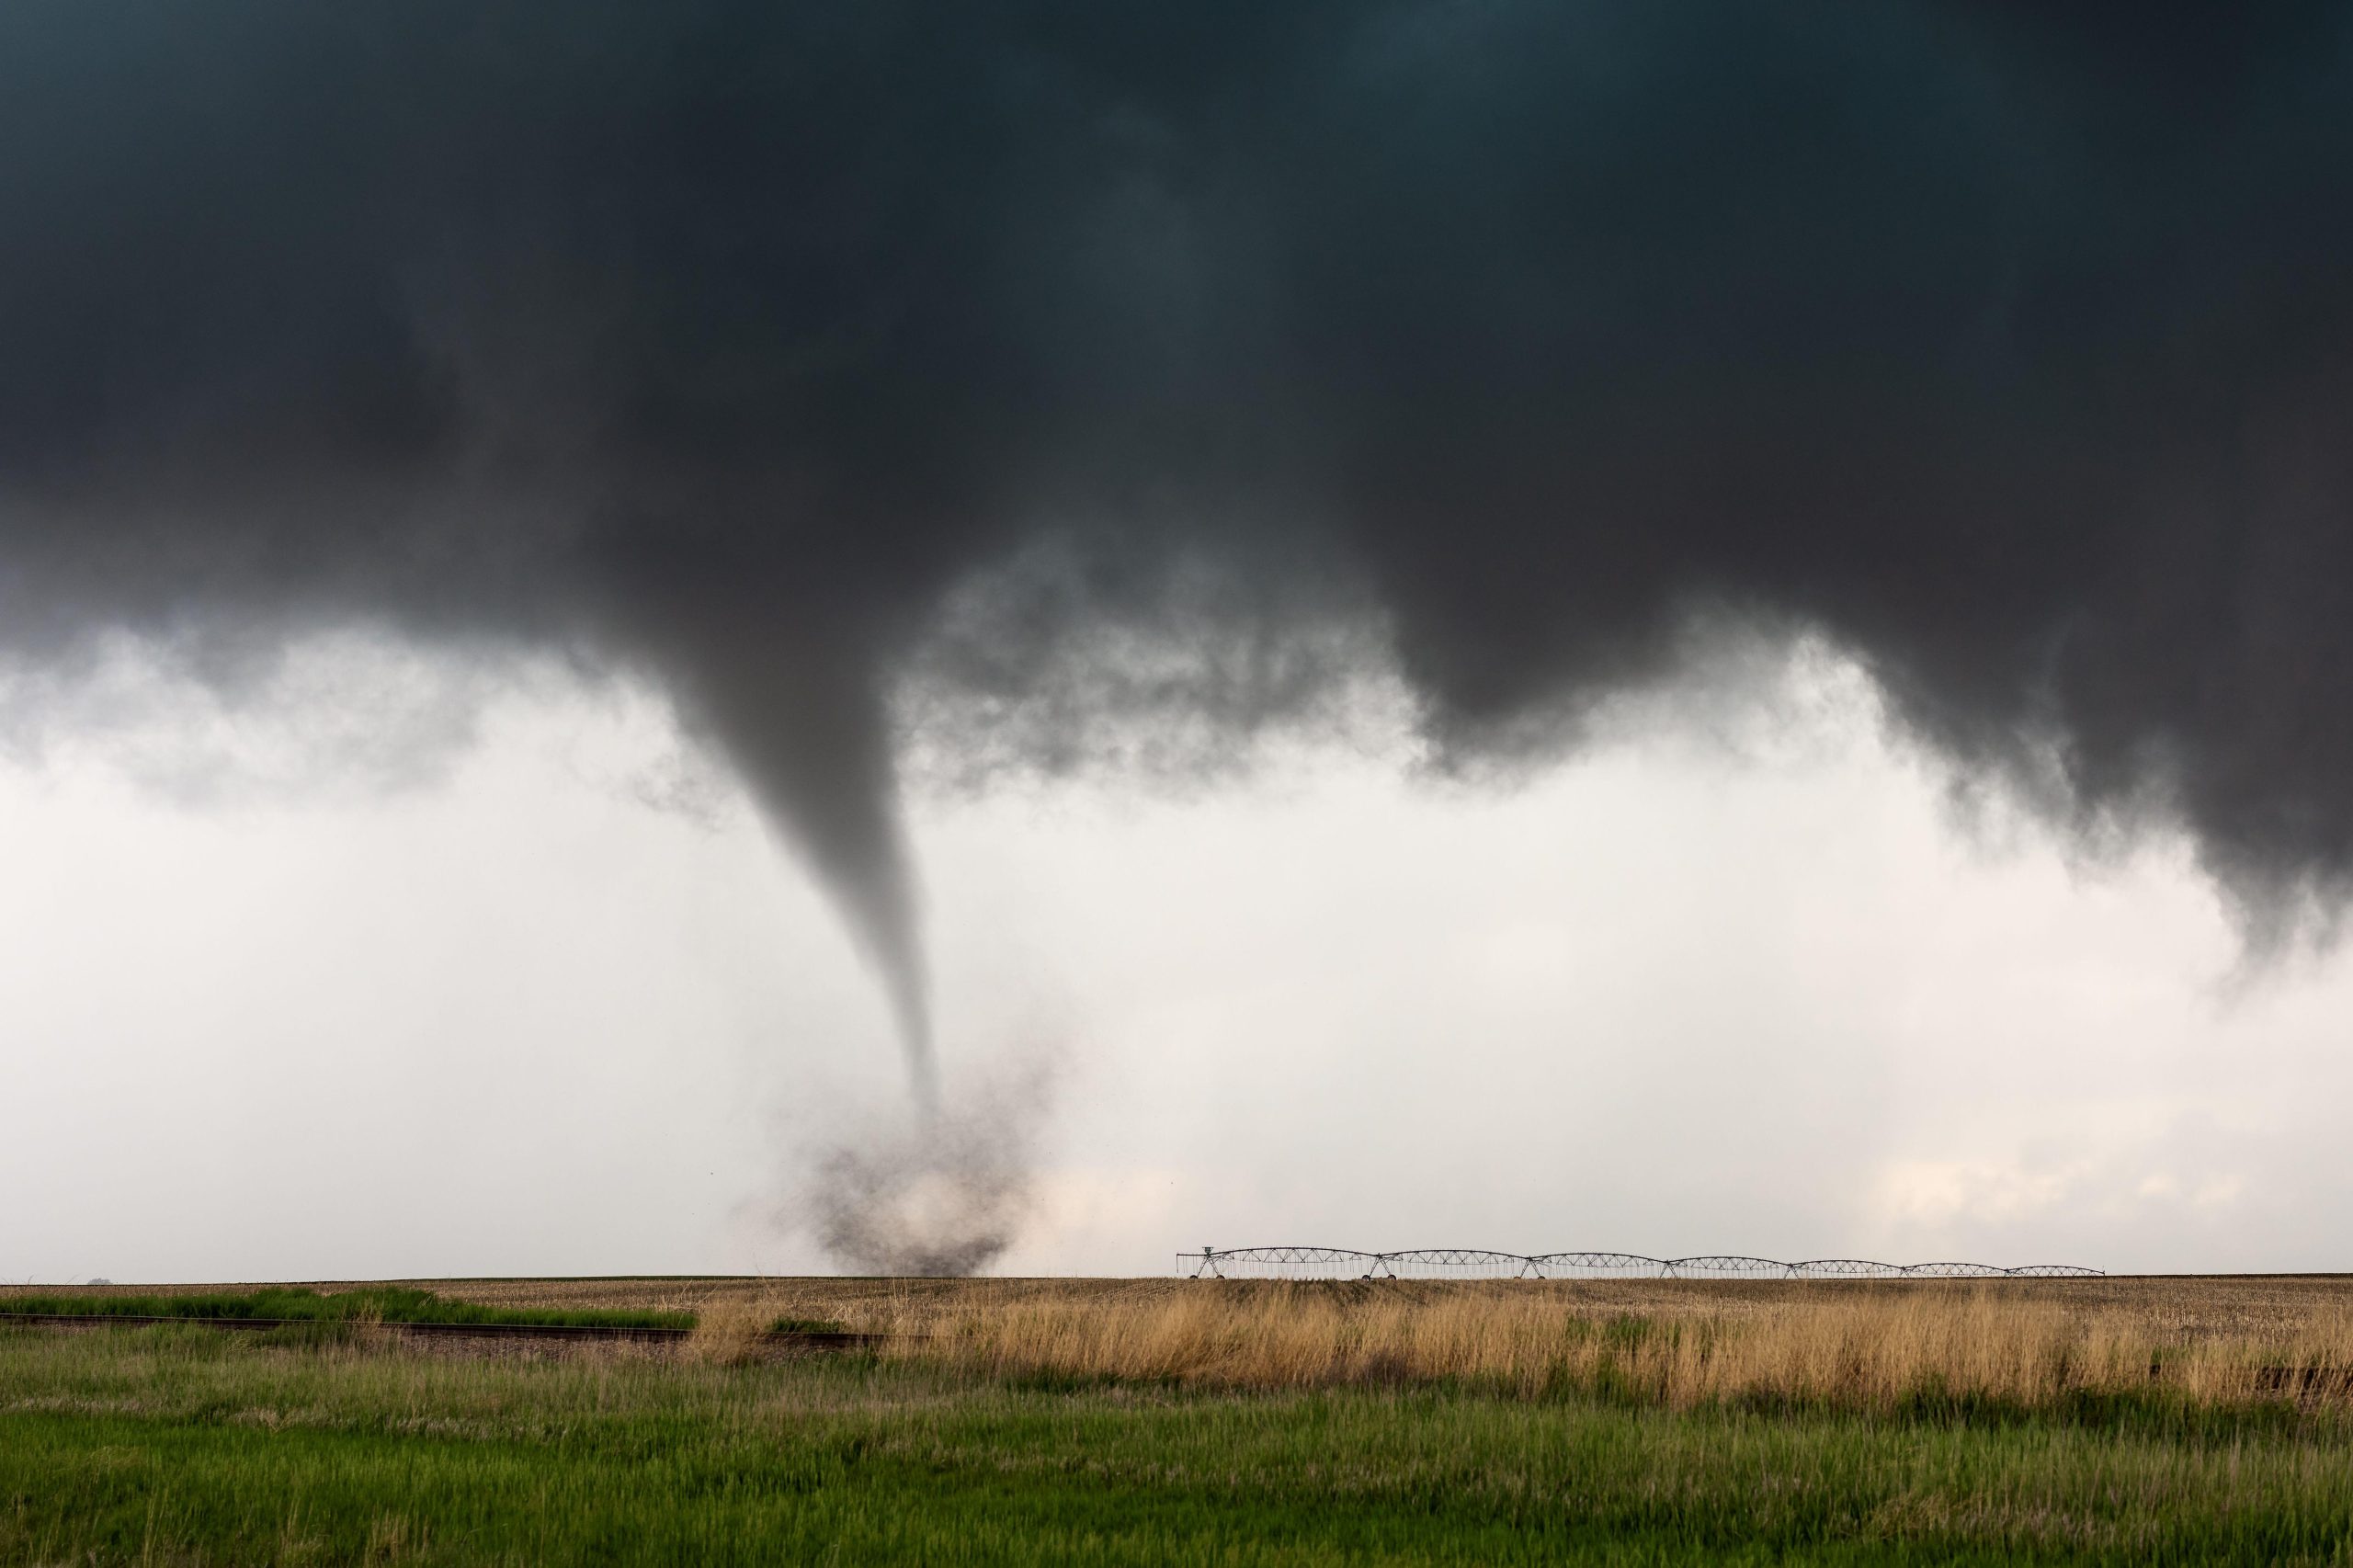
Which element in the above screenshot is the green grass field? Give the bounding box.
[0,1287,694,1333]
[7,1321,2353,1565]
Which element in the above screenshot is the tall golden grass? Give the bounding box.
[27,1274,2353,1411]
[863,1283,2353,1410]
[681,1294,788,1367]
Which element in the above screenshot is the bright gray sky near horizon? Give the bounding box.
[5,632,2349,1285]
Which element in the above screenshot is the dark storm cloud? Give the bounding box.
[6,1,2353,1082]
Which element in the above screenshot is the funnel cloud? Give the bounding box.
[6,1,2353,1093]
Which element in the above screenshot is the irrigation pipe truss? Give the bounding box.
[1177,1248,2102,1279]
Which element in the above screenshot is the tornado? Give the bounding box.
[639,599,938,1107]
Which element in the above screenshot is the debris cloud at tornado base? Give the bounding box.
[6,1,2353,1120]
[790,1055,1060,1278]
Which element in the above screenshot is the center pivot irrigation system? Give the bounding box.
[1178,1248,2103,1279]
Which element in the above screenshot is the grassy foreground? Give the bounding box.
[8,1312,2353,1564]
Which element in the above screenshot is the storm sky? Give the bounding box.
[6,642,2349,1280]
[5,2,2353,1278]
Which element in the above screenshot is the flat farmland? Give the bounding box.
[8,1275,2353,1564]
[394,1268,2353,1333]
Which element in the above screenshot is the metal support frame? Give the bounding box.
[1176,1247,2100,1280]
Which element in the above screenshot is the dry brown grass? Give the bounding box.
[681,1293,796,1366]
[859,1280,2353,1409]
[374,1273,2353,1408]
[680,1304,765,1365]
[17,1274,2353,1411]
